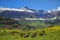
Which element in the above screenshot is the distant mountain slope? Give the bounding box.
[0,16,20,29]
[0,7,60,19]
[0,17,36,30]
[0,7,37,18]
[0,16,18,24]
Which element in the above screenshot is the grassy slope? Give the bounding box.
[19,20,50,28]
[0,25,60,40]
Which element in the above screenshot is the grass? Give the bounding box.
[0,25,60,40]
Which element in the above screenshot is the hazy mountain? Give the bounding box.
[0,7,60,20]
[0,7,60,29]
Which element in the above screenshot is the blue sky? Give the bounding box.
[0,0,60,10]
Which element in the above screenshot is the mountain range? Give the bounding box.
[0,7,60,29]
[0,7,60,20]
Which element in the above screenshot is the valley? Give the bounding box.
[0,7,60,40]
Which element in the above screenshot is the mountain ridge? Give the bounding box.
[0,7,60,20]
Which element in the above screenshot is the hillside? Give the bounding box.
[0,16,23,29]
[0,25,60,40]
[0,17,36,30]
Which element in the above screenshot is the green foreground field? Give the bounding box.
[0,26,60,40]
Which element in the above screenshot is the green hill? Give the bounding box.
[0,25,60,40]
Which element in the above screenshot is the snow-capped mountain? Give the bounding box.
[0,7,34,13]
[0,7,60,20]
[0,7,37,18]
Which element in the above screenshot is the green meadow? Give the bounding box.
[0,25,60,40]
